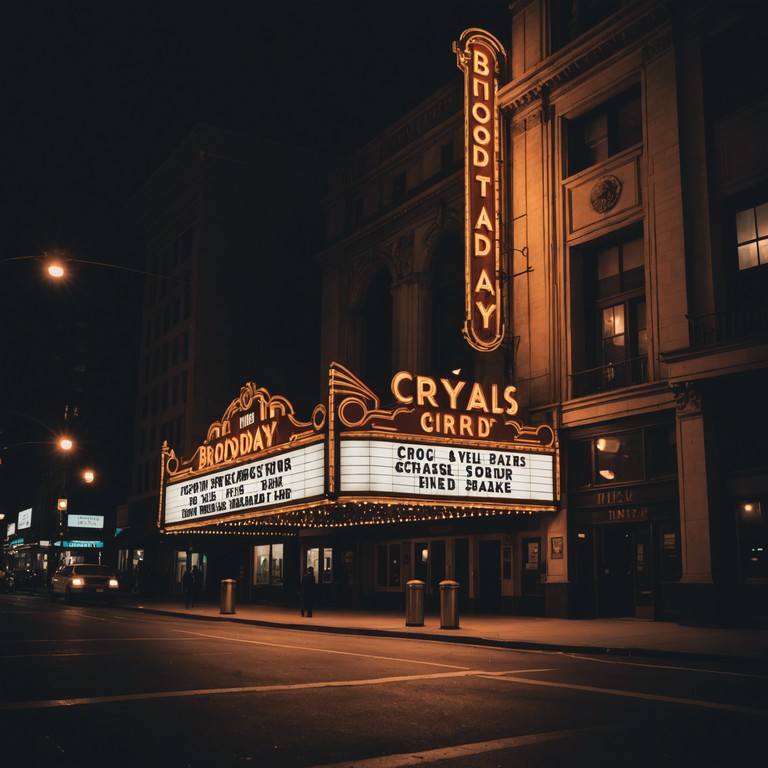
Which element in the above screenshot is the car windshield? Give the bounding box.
[74,566,113,576]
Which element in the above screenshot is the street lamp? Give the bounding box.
[2,247,184,283]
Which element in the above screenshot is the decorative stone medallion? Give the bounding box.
[590,174,622,213]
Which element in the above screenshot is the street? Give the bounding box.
[0,592,765,767]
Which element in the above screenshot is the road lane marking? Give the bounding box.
[308,725,626,767]
[0,668,552,711]
[172,628,474,670]
[480,673,768,716]
[568,653,768,680]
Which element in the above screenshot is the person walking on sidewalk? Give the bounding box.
[300,566,315,617]
[182,566,200,609]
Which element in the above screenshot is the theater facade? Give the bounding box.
[160,364,559,613]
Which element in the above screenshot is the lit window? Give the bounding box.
[736,203,768,270]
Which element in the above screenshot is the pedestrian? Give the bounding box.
[190,565,201,606]
[182,566,195,608]
[300,566,315,618]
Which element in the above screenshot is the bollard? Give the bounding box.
[405,580,425,626]
[220,578,236,614]
[439,580,460,629]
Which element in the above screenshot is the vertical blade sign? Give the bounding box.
[454,29,506,351]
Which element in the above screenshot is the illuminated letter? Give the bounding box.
[392,371,414,404]
[466,383,489,412]
[474,232,491,257]
[504,386,519,415]
[474,269,496,294]
[416,376,439,407]
[472,145,489,167]
[473,50,490,76]
[474,206,493,231]
[475,301,497,328]
[440,378,466,410]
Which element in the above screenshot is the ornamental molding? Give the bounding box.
[502,4,670,115]
[590,175,623,213]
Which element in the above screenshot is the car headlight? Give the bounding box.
[109,579,119,588]
[71,578,84,587]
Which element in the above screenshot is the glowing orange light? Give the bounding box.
[59,438,73,451]
[47,263,65,278]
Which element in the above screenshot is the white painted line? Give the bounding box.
[480,673,768,716]
[173,628,474,670]
[0,668,552,712]
[568,653,768,680]
[308,725,625,767]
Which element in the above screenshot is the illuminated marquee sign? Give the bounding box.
[164,443,325,525]
[341,439,554,503]
[17,508,32,529]
[68,514,104,529]
[329,364,557,511]
[454,29,506,352]
[161,382,327,529]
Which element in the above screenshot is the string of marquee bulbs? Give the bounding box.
[165,500,546,535]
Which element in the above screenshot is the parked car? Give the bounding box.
[49,564,119,605]
[6,568,45,593]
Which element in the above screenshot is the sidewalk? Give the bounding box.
[118,596,768,665]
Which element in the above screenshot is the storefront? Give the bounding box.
[566,415,681,620]
[158,364,560,613]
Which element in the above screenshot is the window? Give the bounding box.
[568,424,676,488]
[739,501,767,580]
[571,233,648,395]
[736,203,768,270]
[566,85,641,176]
[306,547,333,583]
[254,544,283,586]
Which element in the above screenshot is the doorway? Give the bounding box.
[477,540,501,613]
[595,524,654,618]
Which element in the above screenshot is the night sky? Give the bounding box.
[1,2,512,513]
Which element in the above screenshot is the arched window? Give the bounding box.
[430,233,474,379]
[361,269,393,398]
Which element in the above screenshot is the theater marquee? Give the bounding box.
[160,382,326,531]
[454,29,506,352]
[329,364,558,514]
[160,366,558,532]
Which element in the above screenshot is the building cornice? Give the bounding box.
[500,1,670,115]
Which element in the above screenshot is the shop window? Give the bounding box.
[739,501,767,580]
[569,426,672,487]
[306,547,333,584]
[254,543,283,586]
[566,84,641,176]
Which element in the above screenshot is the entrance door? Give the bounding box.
[597,526,634,617]
[632,525,654,619]
[477,540,501,613]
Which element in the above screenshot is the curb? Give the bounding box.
[116,602,764,667]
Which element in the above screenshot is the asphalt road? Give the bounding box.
[1,592,765,767]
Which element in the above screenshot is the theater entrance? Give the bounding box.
[574,522,654,619]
